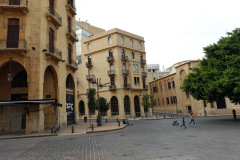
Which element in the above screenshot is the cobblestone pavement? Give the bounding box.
[1,116,240,160]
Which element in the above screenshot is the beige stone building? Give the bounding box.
[77,22,148,118]
[150,60,240,116]
[0,0,78,133]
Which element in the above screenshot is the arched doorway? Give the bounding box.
[124,96,130,115]
[43,66,58,129]
[79,100,85,116]
[0,60,28,132]
[111,96,119,116]
[134,96,140,117]
[66,74,75,125]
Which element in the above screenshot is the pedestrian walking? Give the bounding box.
[189,112,196,126]
[180,118,187,128]
[232,109,237,120]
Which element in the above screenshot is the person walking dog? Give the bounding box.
[189,113,196,126]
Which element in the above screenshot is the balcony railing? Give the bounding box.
[109,84,116,90]
[46,7,62,28]
[108,70,115,76]
[107,56,114,62]
[123,84,130,89]
[140,59,146,64]
[66,27,77,42]
[0,0,29,12]
[143,85,148,89]
[66,59,78,70]
[45,45,62,61]
[121,55,128,61]
[122,69,129,75]
[0,39,27,53]
[141,72,147,77]
[86,74,95,80]
[86,61,92,68]
[66,0,77,15]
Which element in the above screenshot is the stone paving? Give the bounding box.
[1,116,240,160]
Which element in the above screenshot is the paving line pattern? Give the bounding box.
[14,134,107,160]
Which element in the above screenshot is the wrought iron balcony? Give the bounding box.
[45,45,62,62]
[123,84,130,89]
[0,39,27,53]
[66,27,77,42]
[141,72,147,77]
[143,85,148,89]
[121,55,128,61]
[66,59,78,70]
[46,7,62,28]
[140,59,146,64]
[0,0,29,13]
[108,70,115,76]
[66,0,77,15]
[109,84,116,90]
[86,61,92,68]
[107,56,114,62]
[122,69,129,75]
[86,74,95,81]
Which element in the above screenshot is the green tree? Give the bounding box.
[141,94,156,113]
[181,28,240,104]
[96,97,110,116]
[87,88,96,114]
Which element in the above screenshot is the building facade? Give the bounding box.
[0,0,78,133]
[77,24,148,118]
[150,60,240,116]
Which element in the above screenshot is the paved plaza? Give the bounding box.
[1,116,240,160]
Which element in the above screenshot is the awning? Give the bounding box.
[0,99,62,107]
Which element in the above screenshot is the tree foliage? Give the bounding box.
[96,97,110,114]
[141,94,156,112]
[181,28,240,103]
[87,88,96,114]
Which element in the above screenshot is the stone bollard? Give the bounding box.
[92,124,94,131]
[51,127,54,134]
[72,126,74,133]
[118,121,120,127]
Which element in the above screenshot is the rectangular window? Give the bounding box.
[166,97,169,105]
[7,19,19,48]
[172,81,175,88]
[162,98,164,105]
[111,77,114,85]
[68,43,72,64]
[9,0,20,5]
[168,82,171,89]
[68,16,71,32]
[171,97,173,104]
[49,28,54,53]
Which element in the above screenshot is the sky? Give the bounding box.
[75,0,240,69]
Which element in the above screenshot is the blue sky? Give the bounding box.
[76,0,240,69]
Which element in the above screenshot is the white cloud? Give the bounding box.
[76,0,240,68]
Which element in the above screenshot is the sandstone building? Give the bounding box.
[149,60,240,116]
[0,0,78,133]
[77,22,148,118]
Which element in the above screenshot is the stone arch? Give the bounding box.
[66,73,75,125]
[124,96,130,115]
[79,100,85,116]
[134,96,140,117]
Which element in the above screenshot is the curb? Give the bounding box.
[0,133,58,140]
[86,124,127,134]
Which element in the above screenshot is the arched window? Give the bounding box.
[111,96,119,116]
[88,55,91,64]
[12,70,28,88]
[136,65,138,72]
[124,96,130,114]
[133,64,136,72]
[108,36,112,44]
[134,96,140,117]
[79,101,85,115]
[140,54,143,60]
[66,75,74,89]
[110,63,114,71]
[138,42,142,49]
[131,52,134,59]
[121,49,125,58]
[141,66,144,72]
[123,63,126,70]
[120,36,124,44]
[130,39,133,46]
[109,50,113,57]
[89,69,92,75]
[87,43,91,51]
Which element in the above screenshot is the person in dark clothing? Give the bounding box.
[232,109,237,120]
[180,118,187,129]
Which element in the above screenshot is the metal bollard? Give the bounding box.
[72,126,74,133]
[106,119,108,123]
[118,121,120,127]
[51,127,54,134]
[92,124,94,131]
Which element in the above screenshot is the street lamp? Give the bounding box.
[92,78,108,126]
